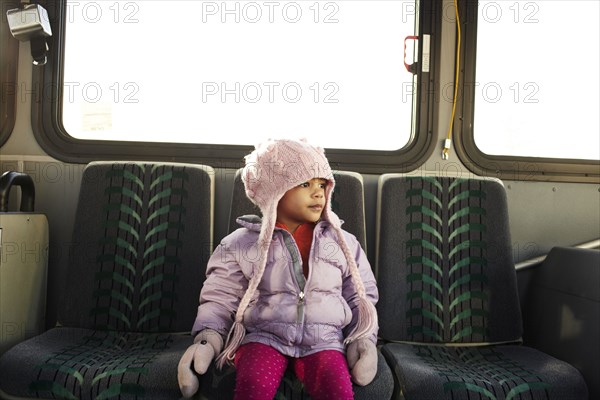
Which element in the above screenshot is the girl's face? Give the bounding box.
[276,178,328,233]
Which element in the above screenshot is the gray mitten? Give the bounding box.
[346,338,377,386]
[177,329,224,398]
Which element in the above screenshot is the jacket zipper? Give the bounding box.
[279,231,306,326]
[297,291,305,325]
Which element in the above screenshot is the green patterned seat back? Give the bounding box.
[377,175,522,343]
[59,162,213,333]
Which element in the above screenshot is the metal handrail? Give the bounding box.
[515,239,600,271]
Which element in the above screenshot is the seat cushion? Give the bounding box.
[0,327,193,399]
[198,349,394,399]
[382,343,588,399]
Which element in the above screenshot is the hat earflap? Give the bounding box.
[330,223,379,344]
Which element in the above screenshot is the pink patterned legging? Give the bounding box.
[234,342,354,400]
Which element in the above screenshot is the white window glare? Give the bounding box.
[61,0,418,151]
[474,1,600,160]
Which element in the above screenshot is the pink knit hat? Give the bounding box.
[216,138,378,368]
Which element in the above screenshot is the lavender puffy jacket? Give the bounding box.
[192,216,379,358]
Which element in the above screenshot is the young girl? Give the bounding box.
[178,138,379,400]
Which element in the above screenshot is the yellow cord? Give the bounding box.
[443,0,461,160]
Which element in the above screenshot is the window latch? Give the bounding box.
[404,36,419,75]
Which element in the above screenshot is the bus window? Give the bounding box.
[474,1,599,160]
[455,0,599,182]
[61,1,419,151]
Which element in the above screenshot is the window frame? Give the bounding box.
[0,0,20,147]
[32,0,440,173]
[453,0,599,183]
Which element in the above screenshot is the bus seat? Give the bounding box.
[227,168,261,233]
[375,174,588,400]
[227,168,368,251]
[0,162,214,400]
[523,246,600,400]
[200,168,394,399]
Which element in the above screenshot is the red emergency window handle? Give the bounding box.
[404,35,419,74]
